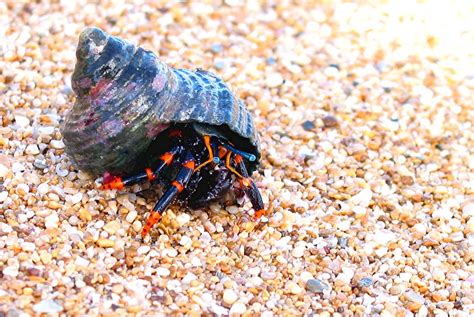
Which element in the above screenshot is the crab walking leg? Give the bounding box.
[141,151,195,237]
[101,146,181,190]
[226,153,266,219]
[225,152,245,179]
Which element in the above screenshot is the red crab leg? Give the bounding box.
[141,151,195,237]
[101,147,181,190]
[225,153,266,219]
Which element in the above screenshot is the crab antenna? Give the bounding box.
[220,143,256,162]
[211,138,220,164]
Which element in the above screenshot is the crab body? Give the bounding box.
[61,28,265,236]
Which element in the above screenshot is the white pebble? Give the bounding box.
[179,235,192,247]
[466,218,474,233]
[275,236,291,249]
[266,73,284,88]
[229,302,247,315]
[125,210,138,223]
[372,230,396,246]
[450,232,464,242]
[16,183,30,196]
[182,272,197,285]
[69,216,79,225]
[176,213,191,226]
[118,195,135,211]
[353,206,366,216]
[45,213,59,229]
[335,270,354,286]
[299,271,314,282]
[33,300,63,314]
[413,223,426,235]
[156,267,170,277]
[463,203,474,218]
[22,242,36,252]
[25,144,40,155]
[432,208,453,220]
[137,245,150,255]
[287,281,303,295]
[132,220,142,232]
[223,289,238,305]
[38,126,55,135]
[18,213,28,223]
[165,248,178,257]
[226,205,239,214]
[50,140,65,149]
[0,222,13,233]
[37,183,49,195]
[191,257,201,267]
[3,266,19,277]
[12,162,25,173]
[375,247,388,257]
[55,165,69,177]
[0,191,8,202]
[351,188,373,207]
[0,164,9,178]
[403,290,425,306]
[292,246,305,258]
[261,271,277,280]
[75,256,90,267]
[433,271,445,282]
[15,115,30,128]
[68,192,83,204]
[399,272,412,282]
[337,220,351,231]
[324,65,340,77]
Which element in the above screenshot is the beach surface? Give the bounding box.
[1,1,473,315]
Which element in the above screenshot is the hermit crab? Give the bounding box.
[61,27,265,237]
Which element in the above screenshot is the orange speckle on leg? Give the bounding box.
[172,181,184,193]
[234,154,243,164]
[160,152,174,165]
[218,146,227,159]
[101,177,124,190]
[141,212,162,237]
[145,168,155,181]
[183,160,195,170]
[254,209,265,219]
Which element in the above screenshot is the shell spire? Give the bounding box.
[61,27,259,176]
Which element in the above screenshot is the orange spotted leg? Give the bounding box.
[226,153,266,219]
[101,146,181,190]
[141,151,195,237]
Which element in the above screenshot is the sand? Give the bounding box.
[1,1,473,316]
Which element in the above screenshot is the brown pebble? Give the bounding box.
[244,246,253,256]
[400,175,414,185]
[322,115,338,128]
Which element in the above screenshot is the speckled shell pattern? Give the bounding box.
[61,27,260,176]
